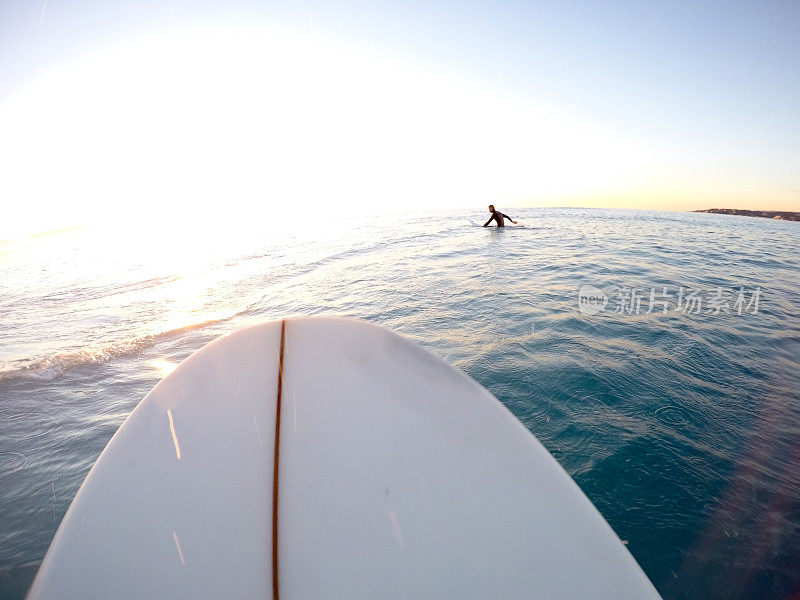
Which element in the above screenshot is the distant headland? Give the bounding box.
[694,208,800,221]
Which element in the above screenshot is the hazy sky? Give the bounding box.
[1,1,798,236]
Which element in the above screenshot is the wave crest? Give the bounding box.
[0,314,240,384]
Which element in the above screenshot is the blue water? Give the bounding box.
[1,208,799,599]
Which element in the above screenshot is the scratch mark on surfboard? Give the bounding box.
[387,508,406,550]
[172,531,186,566]
[253,412,263,448]
[167,409,181,460]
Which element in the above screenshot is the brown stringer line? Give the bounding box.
[272,319,286,600]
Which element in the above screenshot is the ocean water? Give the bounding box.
[1,207,798,599]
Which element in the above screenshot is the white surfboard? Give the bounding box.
[28,317,662,599]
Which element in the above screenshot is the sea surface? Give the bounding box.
[1,207,799,599]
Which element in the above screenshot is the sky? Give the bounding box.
[0,0,798,237]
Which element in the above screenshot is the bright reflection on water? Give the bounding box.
[0,207,799,599]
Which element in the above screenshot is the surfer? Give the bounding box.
[483,205,517,227]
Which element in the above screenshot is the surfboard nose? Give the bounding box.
[29,317,662,600]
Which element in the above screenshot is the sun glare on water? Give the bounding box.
[0,25,650,240]
[149,358,178,378]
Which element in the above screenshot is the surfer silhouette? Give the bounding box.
[483,205,517,227]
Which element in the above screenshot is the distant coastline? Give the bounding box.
[694,208,800,221]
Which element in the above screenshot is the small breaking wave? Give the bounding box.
[0,311,249,384]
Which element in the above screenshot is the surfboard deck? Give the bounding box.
[28,317,661,599]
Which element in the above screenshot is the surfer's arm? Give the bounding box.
[483,217,493,227]
[502,213,518,224]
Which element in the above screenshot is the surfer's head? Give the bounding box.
[488,204,495,212]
